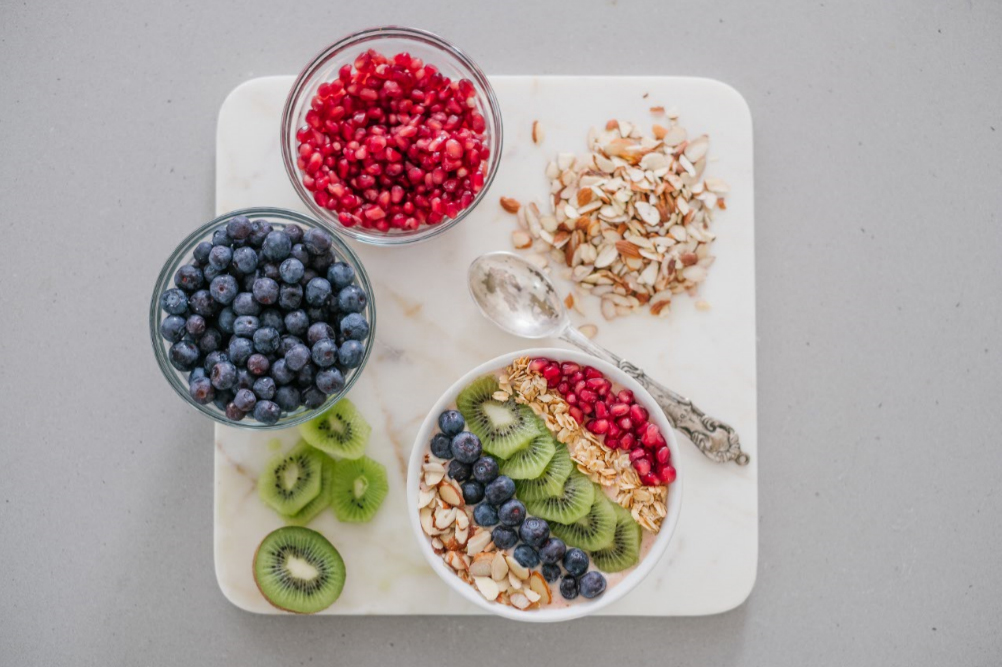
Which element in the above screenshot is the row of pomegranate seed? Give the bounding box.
[529,358,676,487]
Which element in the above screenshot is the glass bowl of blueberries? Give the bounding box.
[150,207,375,429]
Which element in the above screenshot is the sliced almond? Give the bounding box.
[419,508,435,536]
[444,550,466,571]
[512,230,533,250]
[532,120,544,145]
[466,530,493,556]
[491,551,509,581]
[505,555,530,580]
[417,488,437,509]
[527,572,552,605]
[455,511,469,530]
[434,507,458,530]
[454,524,469,547]
[509,593,531,610]
[469,552,494,577]
[437,482,465,508]
[579,323,598,339]
[474,576,500,601]
[500,196,521,213]
[508,571,523,590]
[524,589,541,603]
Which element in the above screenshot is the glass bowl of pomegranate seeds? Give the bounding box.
[407,348,682,622]
[281,26,503,246]
[150,207,376,429]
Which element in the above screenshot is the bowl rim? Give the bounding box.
[279,25,504,246]
[406,347,684,622]
[149,206,376,430]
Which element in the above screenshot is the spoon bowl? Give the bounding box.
[467,252,569,339]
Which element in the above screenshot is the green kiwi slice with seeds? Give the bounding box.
[258,442,325,516]
[284,453,336,526]
[514,445,574,502]
[500,429,557,480]
[457,375,542,459]
[253,526,345,614]
[589,501,643,573]
[522,469,595,524]
[548,489,618,551]
[299,398,370,460]
[329,455,388,523]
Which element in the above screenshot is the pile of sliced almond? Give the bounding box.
[418,455,552,610]
[503,114,729,318]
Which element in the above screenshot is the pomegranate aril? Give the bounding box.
[605,437,621,450]
[617,390,634,404]
[568,406,584,423]
[610,402,630,418]
[629,404,648,423]
[560,362,580,376]
[557,381,569,394]
[632,457,651,476]
[584,366,602,380]
[656,446,670,464]
[629,448,647,462]
[594,401,609,419]
[578,389,597,403]
[620,433,636,450]
[586,419,609,435]
[529,358,550,373]
[658,465,677,484]
[640,472,660,487]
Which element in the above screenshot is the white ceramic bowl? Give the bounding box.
[406,348,683,622]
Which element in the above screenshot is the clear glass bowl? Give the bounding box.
[280,26,503,246]
[149,207,376,430]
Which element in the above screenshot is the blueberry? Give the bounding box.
[461,481,484,505]
[198,328,222,353]
[271,358,294,385]
[327,262,355,289]
[291,243,310,265]
[188,367,207,383]
[174,264,204,292]
[563,548,589,577]
[472,457,499,484]
[337,339,365,368]
[301,269,319,289]
[188,290,216,317]
[519,517,550,548]
[213,389,235,412]
[210,361,238,390]
[484,475,516,506]
[473,503,499,527]
[491,526,518,550]
[202,263,223,282]
[253,400,281,424]
[278,284,303,310]
[203,350,228,371]
[241,273,257,292]
[262,230,292,261]
[279,257,305,284]
[450,431,482,464]
[311,338,338,368]
[285,344,311,371]
[225,403,246,421]
[188,376,215,404]
[227,336,253,366]
[538,537,567,565]
[236,368,254,390]
[284,224,304,244]
[315,368,344,395]
[261,262,280,281]
[430,433,453,459]
[232,293,259,317]
[193,241,213,264]
[310,252,332,273]
[337,285,367,313]
[253,376,276,400]
[307,322,335,346]
[498,498,526,527]
[168,341,199,371]
[513,544,541,568]
[278,335,303,356]
[231,388,256,412]
[274,385,301,411]
[252,326,281,355]
[212,229,233,247]
[559,575,579,600]
[160,315,187,342]
[248,221,272,247]
[259,309,284,333]
[579,571,606,599]
[233,316,260,337]
[209,275,239,304]
[284,310,310,336]
[438,410,465,436]
[252,277,279,305]
[246,353,270,376]
[295,362,316,388]
[217,308,236,334]
[160,288,189,315]
[232,246,258,274]
[185,314,206,337]
[305,277,332,306]
[302,386,327,409]
[303,228,332,255]
[542,563,561,583]
[447,459,471,482]
[339,312,369,341]
[208,245,232,270]
[305,306,327,322]
[226,215,253,240]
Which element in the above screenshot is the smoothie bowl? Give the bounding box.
[407,349,683,621]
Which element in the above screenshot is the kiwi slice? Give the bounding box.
[457,375,541,459]
[329,455,388,523]
[299,398,370,460]
[549,490,618,551]
[285,454,336,526]
[500,429,557,480]
[523,469,595,524]
[258,442,325,516]
[589,501,643,573]
[514,445,574,502]
[253,526,345,614]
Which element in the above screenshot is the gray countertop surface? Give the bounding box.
[2,1,1000,664]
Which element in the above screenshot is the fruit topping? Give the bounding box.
[253,526,345,614]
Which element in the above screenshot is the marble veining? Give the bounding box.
[214,76,758,615]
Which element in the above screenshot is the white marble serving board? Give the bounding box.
[214,76,757,615]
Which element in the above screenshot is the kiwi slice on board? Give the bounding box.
[258,442,325,516]
[253,526,345,614]
[589,501,643,573]
[457,375,542,459]
[549,490,617,551]
[329,455,389,523]
[523,469,595,524]
[500,428,556,480]
[285,454,336,526]
[299,398,370,460]
[514,445,574,502]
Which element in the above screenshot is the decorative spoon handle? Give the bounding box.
[560,327,749,466]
